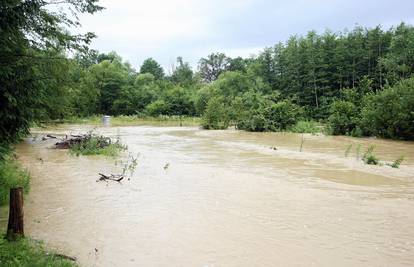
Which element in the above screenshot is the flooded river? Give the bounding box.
[14,125,414,266]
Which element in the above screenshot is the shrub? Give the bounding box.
[264,100,304,131]
[359,77,414,140]
[144,100,170,116]
[328,100,359,135]
[237,100,303,132]
[201,97,230,129]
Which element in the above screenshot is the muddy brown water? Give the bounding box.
[13,125,414,266]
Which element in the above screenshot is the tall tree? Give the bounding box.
[198,53,230,82]
[140,58,165,80]
[0,0,103,157]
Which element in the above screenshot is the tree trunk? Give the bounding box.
[6,187,24,241]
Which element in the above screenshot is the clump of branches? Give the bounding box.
[56,131,127,157]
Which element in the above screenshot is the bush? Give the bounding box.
[237,100,303,132]
[290,120,320,134]
[144,100,170,116]
[201,97,230,129]
[328,100,359,135]
[0,156,30,206]
[359,77,414,140]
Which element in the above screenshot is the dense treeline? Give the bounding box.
[31,23,413,139]
[1,0,414,163]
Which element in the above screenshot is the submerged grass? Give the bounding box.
[388,156,405,168]
[0,237,78,267]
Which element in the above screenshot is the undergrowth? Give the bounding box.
[0,237,78,267]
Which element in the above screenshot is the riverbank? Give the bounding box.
[42,115,202,127]
[0,157,79,266]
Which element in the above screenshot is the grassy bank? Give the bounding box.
[0,156,79,267]
[0,237,77,267]
[56,115,202,127]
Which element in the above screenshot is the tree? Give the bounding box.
[198,53,230,82]
[0,0,103,157]
[171,57,193,86]
[140,58,165,80]
[360,77,414,140]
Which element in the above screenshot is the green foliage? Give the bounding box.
[171,57,194,87]
[140,58,164,80]
[198,53,230,82]
[69,134,126,157]
[0,237,78,267]
[264,101,304,131]
[389,156,405,168]
[0,0,103,159]
[0,156,30,206]
[328,100,359,135]
[236,99,303,132]
[359,77,414,140]
[362,146,380,165]
[201,97,230,129]
[290,121,320,134]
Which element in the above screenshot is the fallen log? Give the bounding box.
[97,173,124,182]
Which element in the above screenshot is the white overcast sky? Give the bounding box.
[77,0,414,72]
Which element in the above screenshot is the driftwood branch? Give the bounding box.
[97,173,124,183]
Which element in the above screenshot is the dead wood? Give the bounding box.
[97,173,124,182]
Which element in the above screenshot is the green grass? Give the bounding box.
[0,156,30,206]
[289,120,321,134]
[0,237,78,267]
[60,115,201,127]
[69,134,127,157]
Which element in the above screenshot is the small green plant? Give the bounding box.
[344,144,353,157]
[388,156,405,168]
[362,145,380,165]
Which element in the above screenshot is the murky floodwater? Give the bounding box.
[14,125,414,266]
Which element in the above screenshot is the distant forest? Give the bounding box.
[2,0,414,162]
